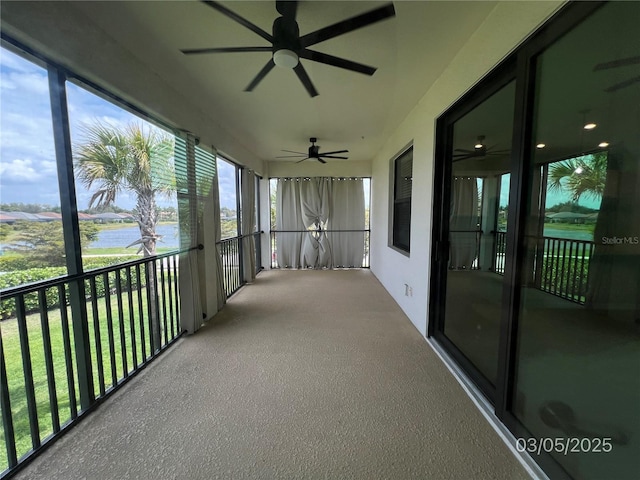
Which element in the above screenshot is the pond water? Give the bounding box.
[543,227,594,241]
[89,223,180,249]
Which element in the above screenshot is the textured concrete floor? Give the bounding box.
[15,270,530,480]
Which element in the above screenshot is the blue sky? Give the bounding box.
[498,171,601,211]
[0,47,238,211]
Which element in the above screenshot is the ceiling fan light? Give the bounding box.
[474,143,483,149]
[273,49,299,69]
[536,143,546,149]
[583,123,597,130]
[598,141,610,148]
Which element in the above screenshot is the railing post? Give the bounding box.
[236,167,245,286]
[0,329,18,469]
[146,259,162,353]
[48,66,94,409]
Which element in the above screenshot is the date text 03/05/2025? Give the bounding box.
[516,437,613,456]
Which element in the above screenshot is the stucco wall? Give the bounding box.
[369,1,563,336]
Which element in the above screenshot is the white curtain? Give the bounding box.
[449,177,479,270]
[328,178,365,267]
[241,168,256,283]
[300,177,332,268]
[275,177,365,269]
[276,178,305,267]
[178,138,225,334]
[178,134,203,334]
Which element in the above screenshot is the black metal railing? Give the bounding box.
[0,250,186,477]
[536,236,595,304]
[491,233,595,304]
[269,230,371,269]
[218,237,241,298]
[493,231,507,275]
[217,232,263,299]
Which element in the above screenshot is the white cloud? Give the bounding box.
[3,71,50,96]
[0,48,40,75]
[40,160,57,174]
[0,158,41,182]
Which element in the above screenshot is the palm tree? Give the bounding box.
[548,152,607,202]
[74,121,175,256]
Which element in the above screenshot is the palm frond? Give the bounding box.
[548,154,607,202]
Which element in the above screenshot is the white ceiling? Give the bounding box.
[68,0,500,164]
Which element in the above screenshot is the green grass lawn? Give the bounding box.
[83,246,176,257]
[543,222,595,233]
[0,276,180,473]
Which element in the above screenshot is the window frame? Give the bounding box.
[389,144,414,255]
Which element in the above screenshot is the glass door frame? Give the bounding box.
[428,2,605,479]
[429,62,517,404]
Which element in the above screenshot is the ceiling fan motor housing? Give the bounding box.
[273,16,300,53]
[309,145,320,157]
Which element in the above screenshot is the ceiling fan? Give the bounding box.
[593,55,640,92]
[181,0,395,97]
[453,135,511,160]
[276,137,349,163]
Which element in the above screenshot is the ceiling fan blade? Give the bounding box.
[296,157,311,163]
[299,50,376,76]
[276,0,298,19]
[319,155,348,159]
[281,150,307,155]
[594,55,640,71]
[604,75,640,93]
[454,148,476,153]
[201,1,273,43]
[299,3,395,48]
[318,149,349,155]
[181,46,272,55]
[293,63,319,97]
[245,59,276,91]
[317,158,327,164]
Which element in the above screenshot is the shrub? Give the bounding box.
[0,267,67,319]
[0,259,149,319]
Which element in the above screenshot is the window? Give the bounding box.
[391,146,413,253]
[66,80,179,270]
[217,157,238,239]
[0,47,64,275]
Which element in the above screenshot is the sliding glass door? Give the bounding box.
[513,3,640,479]
[433,80,516,397]
[431,2,639,479]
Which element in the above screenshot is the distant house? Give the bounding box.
[0,212,18,224]
[0,211,136,224]
[0,211,44,223]
[35,212,62,221]
[77,212,97,221]
[545,211,592,224]
[91,212,135,223]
